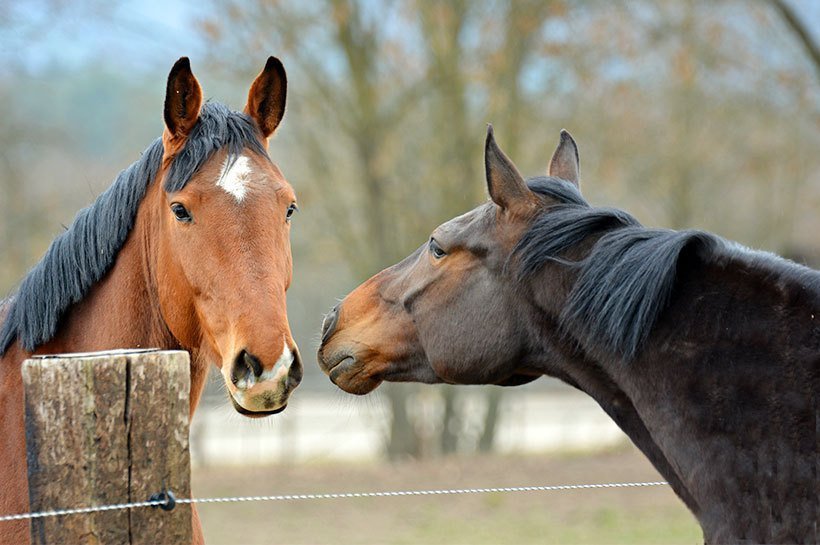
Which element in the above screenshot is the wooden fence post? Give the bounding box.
[22,349,192,545]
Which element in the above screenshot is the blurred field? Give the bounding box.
[193,445,702,545]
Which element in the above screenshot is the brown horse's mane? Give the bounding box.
[514,176,820,361]
[0,102,269,354]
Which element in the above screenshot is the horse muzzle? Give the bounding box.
[225,345,303,416]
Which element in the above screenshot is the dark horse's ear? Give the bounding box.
[245,56,287,139]
[548,129,580,187]
[163,57,203,142]
[485,125,534,215]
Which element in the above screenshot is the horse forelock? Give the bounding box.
[515,177,815,362]
[164,102,269,193]
[0,102,268,355]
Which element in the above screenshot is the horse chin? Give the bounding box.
[327,356,383,395]
[229,395,288,418]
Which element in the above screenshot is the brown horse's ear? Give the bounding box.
[485,125,534,215]
[245,56,287,139]
[548,129,580,187]
[163,57,203,142]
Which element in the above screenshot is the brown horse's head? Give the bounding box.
[153,58,301,416]
[317,127,580,394]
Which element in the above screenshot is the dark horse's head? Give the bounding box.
[318,125,820,544]
[317,127,582,393]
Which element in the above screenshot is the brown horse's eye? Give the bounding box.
[429,238,446,259]
[286,203,298,222]
[171,203,192,223]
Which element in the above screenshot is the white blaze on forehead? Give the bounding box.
[217,154,253,202]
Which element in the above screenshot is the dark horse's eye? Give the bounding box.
[170,203,192,223]
[286,203,298,222]
[429,238,446,259]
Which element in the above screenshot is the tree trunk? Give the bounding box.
[385,384,421,460]
[439,385,460,455]
[478,388,503,453]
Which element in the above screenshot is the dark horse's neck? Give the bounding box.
[528,250,819,544]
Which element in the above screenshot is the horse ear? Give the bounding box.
[245,56,287,139]
[485,125,534,214]
[163,57,203,141]
[548,129,580,187]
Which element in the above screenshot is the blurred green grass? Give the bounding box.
[193,445,702,544]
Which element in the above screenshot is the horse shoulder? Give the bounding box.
[0,301,30,545]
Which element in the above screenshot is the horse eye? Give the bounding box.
[429,238,446,259]
[286,203,298,222]
[170,203,192,223]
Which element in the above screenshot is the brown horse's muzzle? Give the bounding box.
[224,344,303,417]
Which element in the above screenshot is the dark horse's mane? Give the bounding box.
[1,102,268,354]
[515,176,819,361]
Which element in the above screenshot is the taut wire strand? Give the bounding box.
[0,481,669,522]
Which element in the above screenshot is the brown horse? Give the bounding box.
[318,127,819,543]
[0,57,303,544]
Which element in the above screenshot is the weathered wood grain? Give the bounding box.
[23,350,191,545]
[127,351,191,545]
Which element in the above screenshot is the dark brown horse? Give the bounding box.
[0,57,303,544]
[318,127,819,543]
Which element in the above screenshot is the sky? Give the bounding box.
[2,0,818,78]
[2,0,203,74]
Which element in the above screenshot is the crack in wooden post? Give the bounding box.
[23,349,191,545]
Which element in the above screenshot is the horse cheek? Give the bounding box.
[155,239,201,351]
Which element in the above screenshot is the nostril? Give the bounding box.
[244,351,263,378]
[232,350,263,387]
[321,306,340,344]
[230,358,245,387]
[288,348,303,387]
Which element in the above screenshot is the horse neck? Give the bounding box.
[32,180,209,412]
[605,254,815,541]
[524,250,819,542]
[518,263,702,516]
[35,183,168,353]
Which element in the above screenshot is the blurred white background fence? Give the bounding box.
[189,385,626,467]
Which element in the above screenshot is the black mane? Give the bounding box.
[515,176,815,361]
[1,102,268,354]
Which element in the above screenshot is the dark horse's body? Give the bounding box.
[319,128,819,543]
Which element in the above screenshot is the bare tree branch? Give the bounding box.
[768,0,820,82]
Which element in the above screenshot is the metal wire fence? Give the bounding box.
[0,480,669,522]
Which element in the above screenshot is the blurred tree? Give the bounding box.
[198,0,565,458]
[0,0,143,294]
[0,95,34,289]
[3,0,817,463]
[414,0,558,454]
[768,0,820,82]
[197,0,820,459]
[200,0,429,459]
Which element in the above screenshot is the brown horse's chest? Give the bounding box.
[0,346,31,545]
